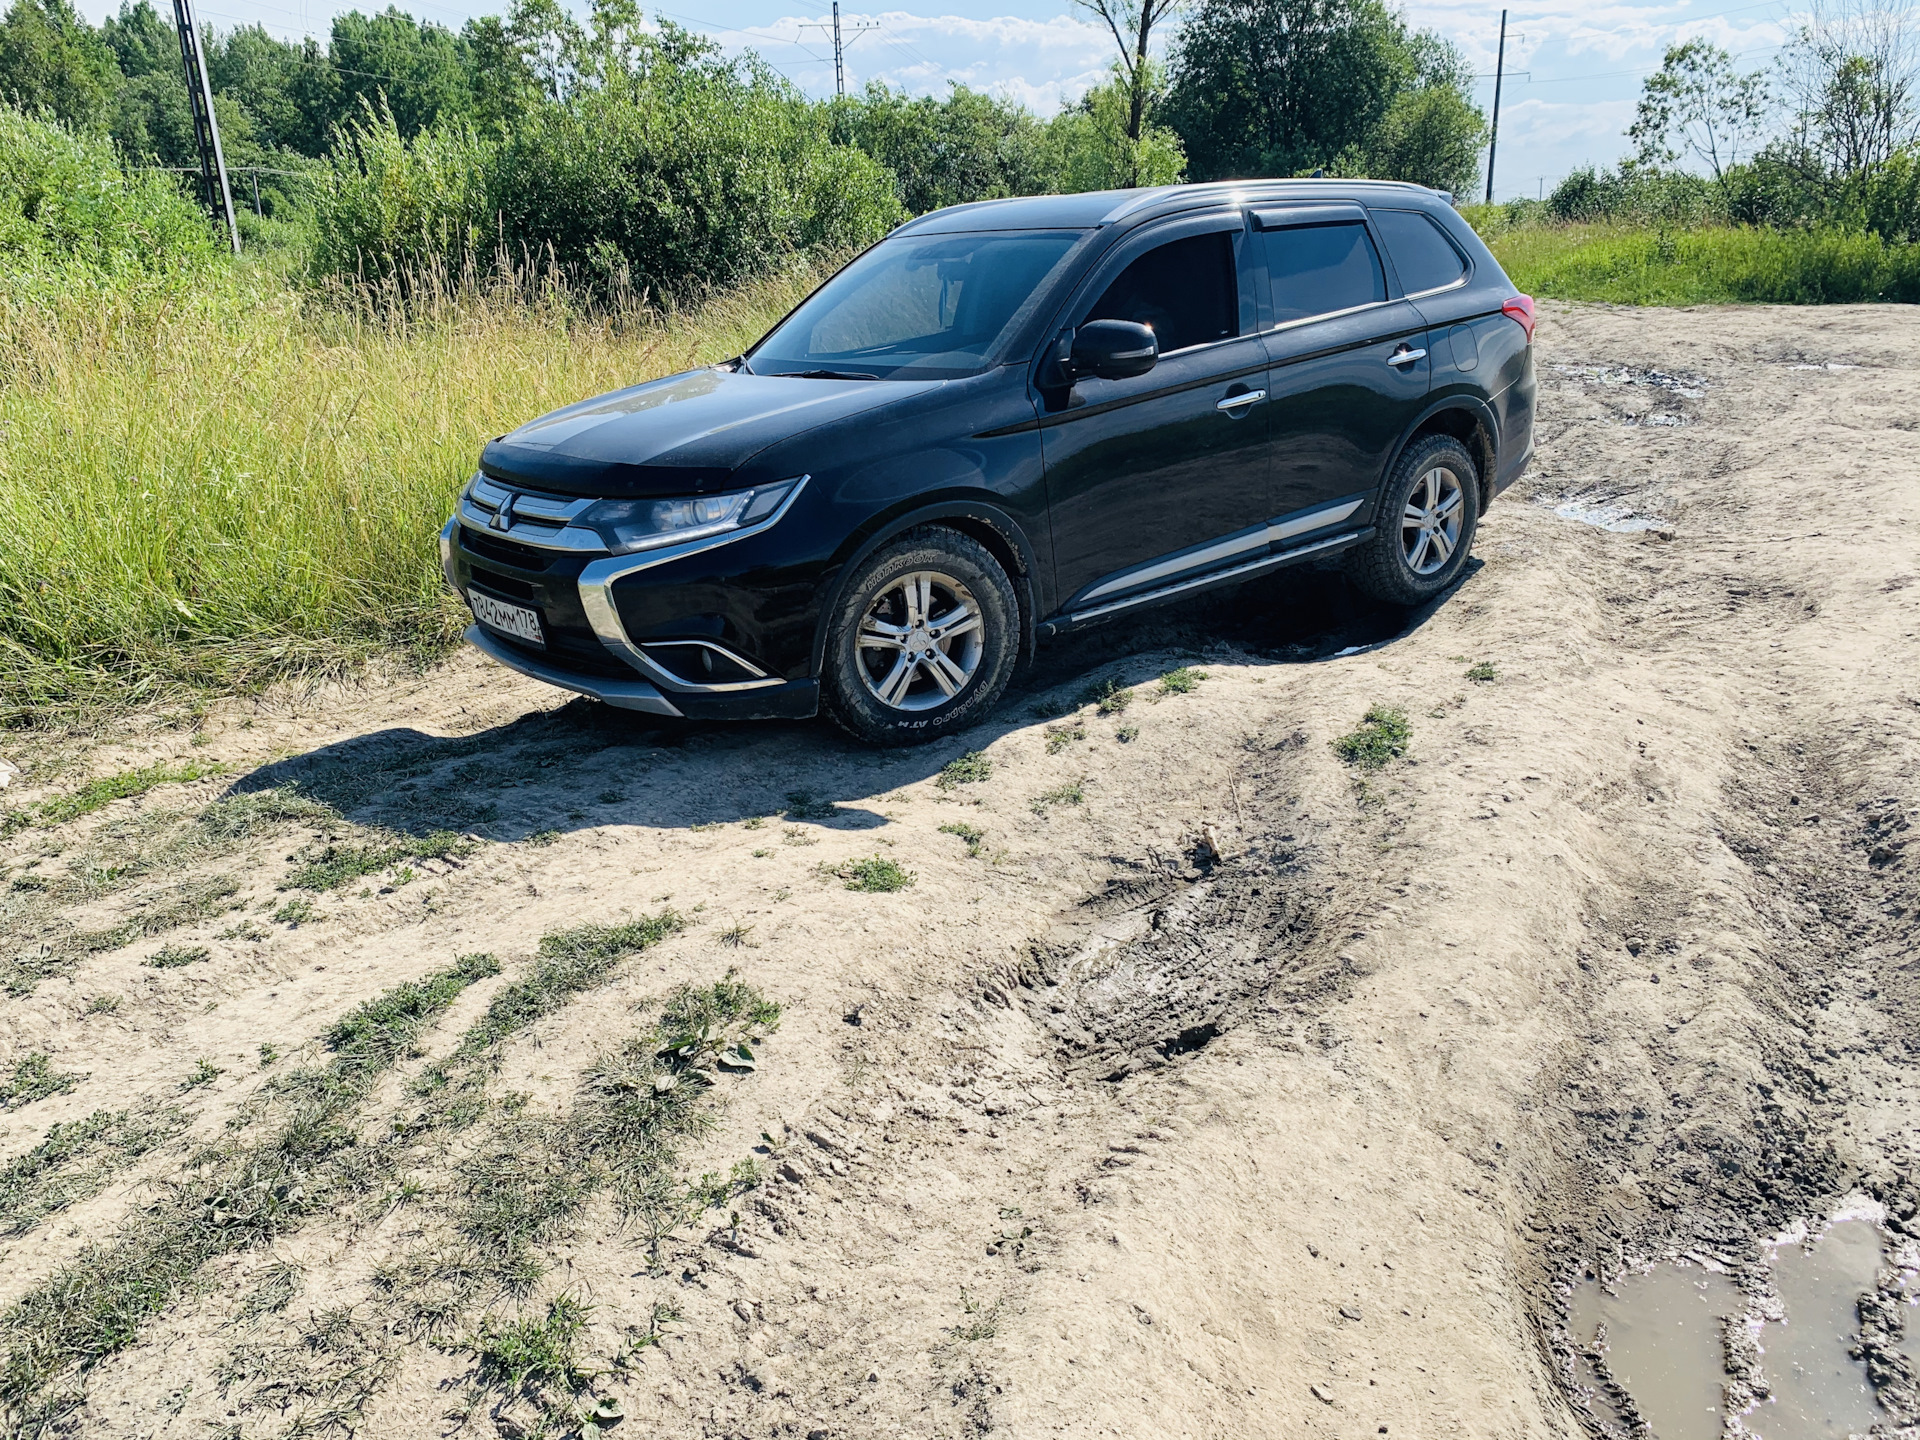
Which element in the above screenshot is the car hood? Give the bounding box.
[478,367,938,497]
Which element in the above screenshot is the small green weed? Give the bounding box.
[939,821,986,857]
[1081,678,1134,714]
[1032,780,1085,815]
[283,830,471,891]
[742,815,766,829]
[1045,721,1086,754]
[85,994,121,1015]
[181,1058,223,1090]
[4,1053,84,1109]
[272,898,319,926]
[0,1103,185,1237]
[1465,661,1498,682]
[458,916,681,1057]
[527,829,559,847]
[146,944,210,969]
[459,1293,592,1395]
[718,924,754,948]
[935,751,993,789]
[1158,667,1208,695]
[258,1043,279,1067]
[780,826,817,846]
[29,761,228,829]
[1115,724,1139,743]
[1334,706,1412,771]
[833,856,915,892]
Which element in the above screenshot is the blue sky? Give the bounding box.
[85,0,1800,201]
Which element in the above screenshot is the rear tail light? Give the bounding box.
[1502,294,1536,342]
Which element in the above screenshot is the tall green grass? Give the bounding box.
[0,260,817,719]
[1477,219,1920,305]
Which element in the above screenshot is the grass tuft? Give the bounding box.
[0,1105,186,1237]
[939,821,986,857]
[144,945,209,969]
[457,915,681,1057]
[2,1054,84,1110]
[833,856,915,892]
[1334,706,1412,771]
[1158,667,1207,695]
[1032,780,1085,815]
[935,751,993,789]
[18,761,228,830]
[1465,661,1498,683]
[1080,677,1133,714]
[283,830,472,891]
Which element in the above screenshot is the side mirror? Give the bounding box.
[1067,320,1158,382]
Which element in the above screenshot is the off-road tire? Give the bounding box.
[822,526,1020,747]
[1344,434,1481,606]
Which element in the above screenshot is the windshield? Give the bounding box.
[747,230,1084,380]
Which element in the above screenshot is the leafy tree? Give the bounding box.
[0,0,119,129]
[1779,0,1918,185]
[327,6,472,139]
[832,82,1051,214]
[1345,80,1485,194]
[1162,0,1473,183]
[98,0,172,79]
[1041,62,1185,191]
[1629,40,1771,198]
[1069,0,1182,184]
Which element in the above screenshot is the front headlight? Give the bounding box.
[580,477,804,556]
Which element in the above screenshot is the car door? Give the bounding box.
[1254,205,1435,539]
[1037,214,1270,614]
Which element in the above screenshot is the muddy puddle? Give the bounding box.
[1566,1213,1912,1436]
[1543,496,1672,533]
[1568,1211,1915,1439]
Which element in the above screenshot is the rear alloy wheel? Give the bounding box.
[1345,434,1481,605]
[823,527,1018,746]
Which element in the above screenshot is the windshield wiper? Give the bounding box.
[785,368,880,381]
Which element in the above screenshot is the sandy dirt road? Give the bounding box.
[2,301,1917,1440]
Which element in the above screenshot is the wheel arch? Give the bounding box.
[808,498,1040,678]
[1387,398,1500,513]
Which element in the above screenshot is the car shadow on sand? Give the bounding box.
[229,556,1478,843]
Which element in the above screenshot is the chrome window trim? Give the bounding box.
[577,476,810,693]
[1262,296,1396,336]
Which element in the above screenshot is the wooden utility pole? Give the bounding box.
[171,0,239,253]
[1485,8,1507,205]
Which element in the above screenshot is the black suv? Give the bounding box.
[441,179,1536,745]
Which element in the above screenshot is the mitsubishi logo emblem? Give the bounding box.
[490,493,517,532]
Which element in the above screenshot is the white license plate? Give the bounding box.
[469,589,545,648]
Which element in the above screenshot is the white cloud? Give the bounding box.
[713,10,1115,112]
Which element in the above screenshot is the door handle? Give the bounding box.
[1216,389,1267,413]
[1386,347,1427,368]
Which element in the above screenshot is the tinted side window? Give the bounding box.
[1371,209,1468,295]
[1085,231,1237,355]
[1264,223,1386,324]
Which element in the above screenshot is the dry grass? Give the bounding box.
[0,260,819,721]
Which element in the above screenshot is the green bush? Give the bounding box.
[310,48,902,298]
[0,105,213,276]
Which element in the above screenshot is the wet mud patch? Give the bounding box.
[1563,1205,1920,1439]
[1011,842,1326,1081]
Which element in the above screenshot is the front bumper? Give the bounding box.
[443,497,825,721]
[466,625,682,715]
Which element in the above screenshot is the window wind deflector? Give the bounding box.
[1251,203,1368,231]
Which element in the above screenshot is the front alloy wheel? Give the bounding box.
[823,526,1018,746]
[857,571,986,710]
